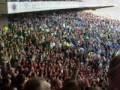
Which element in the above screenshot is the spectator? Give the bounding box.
[108,55,120,90]
[24,77,51,90]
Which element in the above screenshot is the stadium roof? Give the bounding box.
[0,1,113,14]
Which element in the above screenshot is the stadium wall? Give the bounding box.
[0,2,8,14]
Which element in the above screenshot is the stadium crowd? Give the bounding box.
[0,10,120,90]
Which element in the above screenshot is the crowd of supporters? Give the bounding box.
[0,10,120,90]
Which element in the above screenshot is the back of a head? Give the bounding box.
[108,55,120,90]
[24,77,51,90]
[62,79,80,90]
[16,74,26,85]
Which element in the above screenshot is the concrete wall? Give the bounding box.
[0,2,8,14]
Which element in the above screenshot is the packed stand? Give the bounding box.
[0,10,120,90]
